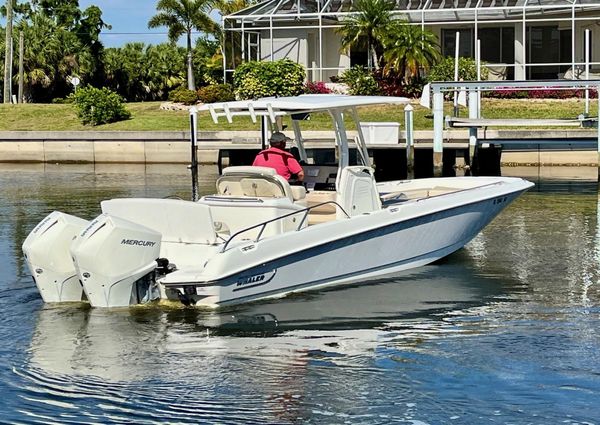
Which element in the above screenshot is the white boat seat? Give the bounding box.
[216,165,299,203]
[101,198,219,245]
[240,178,285,197]
[223,166,276,177]
[290,185,306,201]
[216,179,243,196]
[305,191,338,225]
[337,166,381,216]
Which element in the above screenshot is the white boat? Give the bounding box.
[22,95,533,308]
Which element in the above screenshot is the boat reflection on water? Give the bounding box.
[27,252,507,381]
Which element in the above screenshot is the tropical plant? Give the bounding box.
[145,43,187,97]
[3,1,110,102]
[71,86,131,126]
[193,37,222,86]
[428,56,488,82]
[15,12,86,101]
[383,22,441,83]
[75,5,111,86]
[337,0,394,70]
[197,83,235,103]
[214,0,255,16]
[29,0,82,28]
[339,66,379,95]
[233,59,305,99]
[304,81,332,94]
[373,69,426,97]
[168,85,198,104]
[148,0,220,91]
[104,43,187,101]
[214,0,256,72]
[104,43,147,101]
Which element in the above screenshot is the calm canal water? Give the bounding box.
[0,163,599,424]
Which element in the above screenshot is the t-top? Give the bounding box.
[252,147,303,181]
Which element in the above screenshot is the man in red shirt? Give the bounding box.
[252,132,304,182]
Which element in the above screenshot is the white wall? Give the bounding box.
[260,29,308,67]
[258,27,349,82]
[323,29,350,81]
[573,20,600,69]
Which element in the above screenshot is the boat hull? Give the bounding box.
[162,181,529,307]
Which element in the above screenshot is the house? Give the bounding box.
[222,0,600,82]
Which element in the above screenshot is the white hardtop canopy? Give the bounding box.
[191,94,409,189]
[197,94,410,124]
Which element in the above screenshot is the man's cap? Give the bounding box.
[270,132,292,144]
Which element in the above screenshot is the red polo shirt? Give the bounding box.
[252,147,303,181]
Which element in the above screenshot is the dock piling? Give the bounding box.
[189,107,199,201]
[432,87,444,177]
[468,88,479,167]
[597,86,600,180]
[404,103,415,179]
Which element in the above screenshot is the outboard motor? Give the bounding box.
[22,211,89,303]
[70,214,162,308]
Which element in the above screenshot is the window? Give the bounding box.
[479,27,515,64]
[442,28,473,58]
[559,29,572,72]
[527,26,563,79]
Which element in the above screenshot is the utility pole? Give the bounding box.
[3,0,14,104]
[18,31,23,103]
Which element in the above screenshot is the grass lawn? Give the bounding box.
[0,98,597,132]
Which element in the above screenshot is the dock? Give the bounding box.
[448,117,597,128]
[430,79,600,176]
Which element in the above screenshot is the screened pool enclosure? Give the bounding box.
[222,0,600,82]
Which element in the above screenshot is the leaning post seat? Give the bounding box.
[217,166,305,202]
[207,166,309,239]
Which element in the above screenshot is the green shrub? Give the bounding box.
[233,59,305,100]
[51,97,73,104]
[168,86,198,105]
[197,84,235,103]
[338,66,380,96]
[71,86,131,126]
[427,56,488,82]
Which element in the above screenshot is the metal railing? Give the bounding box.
[220,200,349,252]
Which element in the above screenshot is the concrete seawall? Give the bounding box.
[0,130,598,165]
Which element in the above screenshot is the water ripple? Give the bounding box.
[2,166,600,424]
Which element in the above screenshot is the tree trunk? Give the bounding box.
[371,44,379,71]
[367,39,372,70]
[186,30,195,91]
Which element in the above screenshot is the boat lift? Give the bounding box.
[429,80,600,175]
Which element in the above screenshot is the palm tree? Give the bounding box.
[383,22,440,82]
[17,12,81,100]
[337,0,394,70]
[213,0,254,72]
[215,0,254,16]
[148,0,219,90]
[145,43,186,98]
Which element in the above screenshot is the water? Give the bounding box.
[1,163,599,424]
